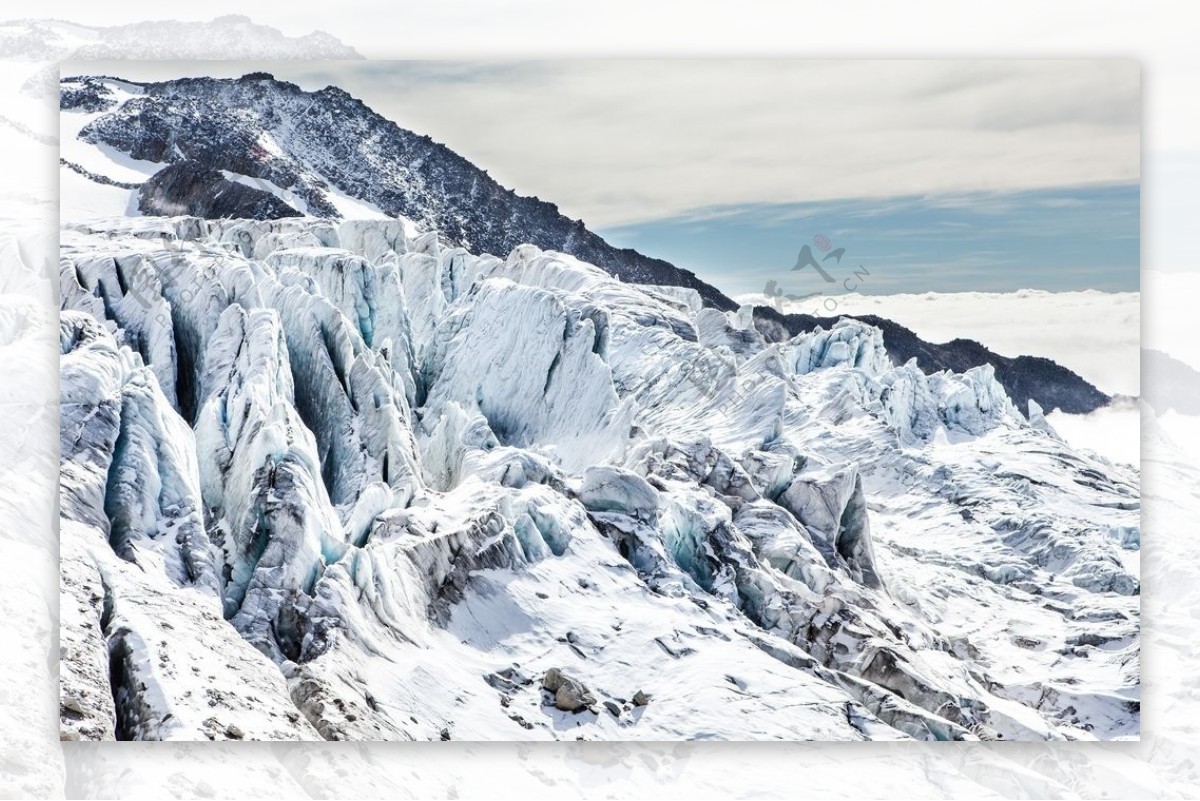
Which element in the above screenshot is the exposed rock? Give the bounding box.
[138,161,302,220]
[541,667,567,692]
[543,668,596,712]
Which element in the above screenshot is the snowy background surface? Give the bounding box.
[0,5,1194,798]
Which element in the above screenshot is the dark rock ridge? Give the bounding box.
[62,72,1112,414]
[61,158,140,190]
[137,160,302,220]
[753,306,1110,414]
[58,76,117,112]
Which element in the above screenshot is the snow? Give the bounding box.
[58,162,138,219]
[215,170,401,224]
[221,171,312,214]
[58,217,1139,742]
[59,80,165,184]
[325,184,401,224]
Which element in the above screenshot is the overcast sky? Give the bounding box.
[71,59,1140,293]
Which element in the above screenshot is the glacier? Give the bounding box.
[59,216,1140,742]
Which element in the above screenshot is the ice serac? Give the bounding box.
[267,245,419,406]
[266,263,423,509]
[779,465,882,589]
[194,303,342,652]
[59,311,215,590]
[338,219,409,263]
[423,276,630,472]
[61,251,179,408]
[58,218,1140,742]
[787,318,892,376]
[58,311,321,741]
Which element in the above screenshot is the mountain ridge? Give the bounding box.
[64,72,739,312]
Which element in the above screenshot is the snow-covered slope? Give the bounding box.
[59,217,1139,741]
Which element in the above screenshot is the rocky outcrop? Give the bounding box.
[542,668,596,712]
[138,161,302,219]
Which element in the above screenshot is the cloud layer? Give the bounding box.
[305,60,1139,227]
[82,60,1139,229]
